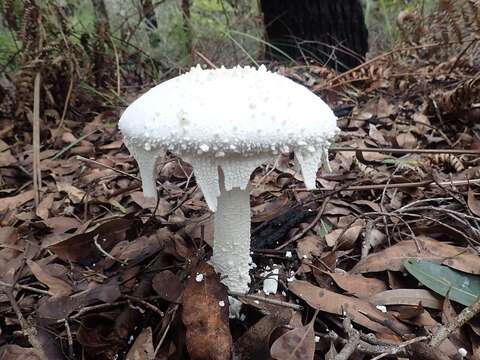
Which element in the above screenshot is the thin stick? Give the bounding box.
[335,315,360,360]
[329,147,480,156]
[194,50,217,68]
[228,290,303,310]
[75,155,140,181]
[111,37,121,96]
[76,155,169,192]
[370,336,429,360]
[57,301,128,323]
[312,178,480,192]
[4,287,48,359]
[52,129,101,160]
[94,235,128,265]
[64,319,75,359]
[0,280,53,296]
[124,294,164,317]
[56,78,74,133]
[430,296,480,347]
[154,304,179,357]
[33,72,42,208]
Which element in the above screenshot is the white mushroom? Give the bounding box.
[119,65,338,293]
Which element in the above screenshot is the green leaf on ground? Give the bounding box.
[404,259,480,306]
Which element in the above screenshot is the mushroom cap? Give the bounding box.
[119,65,337,157]
[119,65,338,210]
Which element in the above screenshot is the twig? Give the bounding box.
[57,301,128,323]
[430,296,480,347]
[154,304,179,357]
[0,280,53,296]
[52,129,102,160]
[111,37,121,96]
[228,290,303,310]
[313,178,480,192]
[448,39,477,74]
[194,50,217,68]
[94,235,128,265]
[33,72,42,208]
[56,77,74,134]
[330,147,480,156]
[64,319,75,359]
[335,314,360,360]
[165,185,198,217]
[370,336,429,360]
[124,294,164,317]
[363,211,477,245]
[4,287,48,359]
[75,155,140,181]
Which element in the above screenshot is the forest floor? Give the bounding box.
[1,5,480,360]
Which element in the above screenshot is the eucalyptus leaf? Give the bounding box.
[404,259,480,306]
[318,219,332,239]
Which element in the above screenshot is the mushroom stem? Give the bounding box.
[212,187,252,293]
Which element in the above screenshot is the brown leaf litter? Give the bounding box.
[0,2,480,358]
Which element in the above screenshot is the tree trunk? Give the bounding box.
[260,0,368,71]
[91,0,110,87]
[141,0,158,29]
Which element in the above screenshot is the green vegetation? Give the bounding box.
[0,0,442,74]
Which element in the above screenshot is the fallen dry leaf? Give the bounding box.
[234,310,293,360]
[325,340,338,360]
[326,271,387,299]
[297,235,322,260]
[42,216,81,234]
[152,270,183,303]
[182,262,232,360]
[36,193,54,220]
[351,237,480,275]
[57,182,86,204]
[325,224,363,248]
[0,150,17,167]
[27,259,73,297]
[289,280,409,335]
[393,304,428,322]
[110,233,166,264]
[370,289,442,309]
[0,345,43,360]
[270,314,315,360]
[411,113,431,135]
[251,195,290,223]
[47,217,135,264]
[38,282,121,320]
[396,132,417,149]
[468,189,480,217]
[369,124,388,145]
[126,327,155,360]
[184,215,214,246]
[0,190,34,213]
[130,191,171,216]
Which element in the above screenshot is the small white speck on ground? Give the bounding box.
[195,273,204,282]
[458,348,468,357]
[376,305,387,313]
